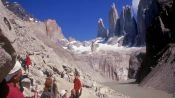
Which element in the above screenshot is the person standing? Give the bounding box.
[0,60,24,98]
[73,72,82,98]
[25,53,32,74]
[41,73,58,98]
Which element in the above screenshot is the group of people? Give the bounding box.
[0,53,82,98]
[41,71,82,98]
[0,53,33,98]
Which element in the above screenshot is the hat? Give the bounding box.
[8,60,22,74]
[5,60,22,81]
[21,78,31,83]
[60,90,66,97]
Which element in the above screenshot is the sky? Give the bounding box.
[8,0,138,41]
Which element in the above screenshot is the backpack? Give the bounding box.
[45,77,53,89]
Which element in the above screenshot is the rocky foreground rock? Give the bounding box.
[136,0,175,93]
[0,28,16,82]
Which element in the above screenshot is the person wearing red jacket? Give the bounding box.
[0,61,24,98]
[25,54,32,74]
[73,73,82,98]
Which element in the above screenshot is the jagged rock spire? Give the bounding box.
[97,18,107,38]
[108,3,119,37]
[119,5,138,46]
[45,19,64,43]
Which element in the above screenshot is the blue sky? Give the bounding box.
[8,0,133,41]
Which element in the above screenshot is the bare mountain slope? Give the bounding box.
[0,0,131,97]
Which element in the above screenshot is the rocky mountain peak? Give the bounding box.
[111,2,116,9]
[2,1,37,22]
[97,18,108,38]
[119,5,138,46]
[45,19,64,43]
[108,3,119,37]
[98,4,138,46]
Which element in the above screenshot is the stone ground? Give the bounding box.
[103,79,173,98]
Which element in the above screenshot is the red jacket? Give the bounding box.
[26,55,31,66]
[74,78,81,92]
[7,83,24,98]
[0,80,24,98]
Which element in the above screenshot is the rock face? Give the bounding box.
[136,0,158,46]
[74,48,143,82]
[119,6,138,46]
[0,29,16,82]
[141,44,175,93]
[136,0,175,93]
[45,19,64,43]
[128,49,146,79]
[108,3,119,37]
[89,52,129,81]
[97,18,107,38]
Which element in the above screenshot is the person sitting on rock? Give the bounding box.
[73,72,82,98]
[0,60,24,98]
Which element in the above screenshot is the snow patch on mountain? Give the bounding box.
[62,37,143,54]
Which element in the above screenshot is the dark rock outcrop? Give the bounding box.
[136,0,175,93]
[128,50,146,79]
[108,3,119,37]
[0,28,16,82]
[97,18,108,38]
[136,0,159,46]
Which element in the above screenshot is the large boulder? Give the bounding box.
[0,28,16,82]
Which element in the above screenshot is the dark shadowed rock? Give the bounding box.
[136,0,159,46]
[128,49,146,79]
[0,28,16,82]
[97,18,108,38]
[136,0,175,93]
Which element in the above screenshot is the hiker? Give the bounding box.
[25,53,32,74]
[73,72,82,98]
[60,90,67,98]
[0,60,24,98]
[69,89,76,98]
[41,73,58,98]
